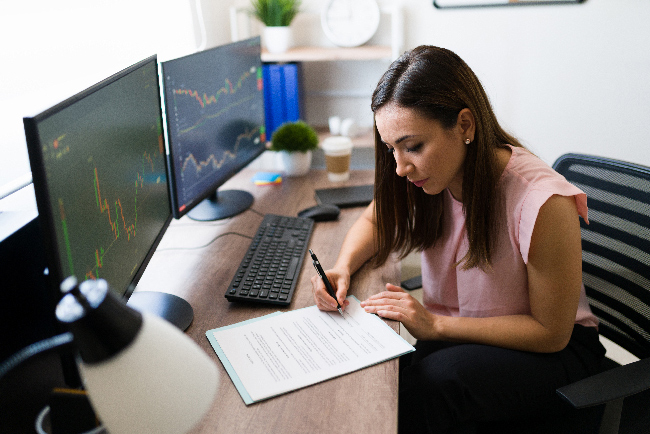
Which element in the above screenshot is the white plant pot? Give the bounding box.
[278,150,312,177]
[263,26,292,54]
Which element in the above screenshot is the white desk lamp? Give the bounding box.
[54,277,219,434]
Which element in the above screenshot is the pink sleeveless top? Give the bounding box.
[421,145,598,329]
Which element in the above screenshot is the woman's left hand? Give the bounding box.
[360,283,439,341]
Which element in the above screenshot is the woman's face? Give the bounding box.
[374,103,471,200]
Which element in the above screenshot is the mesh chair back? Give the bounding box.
[553,154,650,359]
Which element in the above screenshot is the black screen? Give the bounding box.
[24,56,172,301]
[162,37,266,220]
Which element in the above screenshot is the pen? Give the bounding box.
[309,249,343,315]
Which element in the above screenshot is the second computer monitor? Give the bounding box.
[162,37,266,221]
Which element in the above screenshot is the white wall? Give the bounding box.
[0,0,196,191]
[407,0,650,167]
[3,0,649,193]
[193,0,650,167]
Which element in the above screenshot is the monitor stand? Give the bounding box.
[127,291,194,331]
[187,189,254,221]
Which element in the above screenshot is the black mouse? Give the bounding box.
[297,204,340,222]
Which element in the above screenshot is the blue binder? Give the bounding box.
[282,63,301,122]
[262,63,301,138]
[262,65,274,137]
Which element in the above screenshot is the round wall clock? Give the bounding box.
[321,0,381,48]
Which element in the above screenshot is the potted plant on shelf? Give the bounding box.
[270,120,318,177]
[250,0,300,54]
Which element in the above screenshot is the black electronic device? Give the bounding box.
[225,214,314,306]
[298,204,340,221]
[0,216,54,362]
[401,275,423,291]
[161,37,266,221]
[23,56,193,330]
[314,184,374,208]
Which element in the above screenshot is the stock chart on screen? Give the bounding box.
[162,37,266,218]
[27,58,171,294]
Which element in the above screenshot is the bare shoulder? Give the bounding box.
[496,146,512,174]
[530,194,581,261]
[538,194,580,225]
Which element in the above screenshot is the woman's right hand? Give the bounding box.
[311,201,377,312]
[311,267,351,312]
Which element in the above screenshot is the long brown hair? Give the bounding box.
[371,46,522,270]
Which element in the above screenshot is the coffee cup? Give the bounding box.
[321,136,353,182]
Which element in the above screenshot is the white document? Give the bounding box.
[206,296,414,404]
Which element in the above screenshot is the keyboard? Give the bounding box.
[225,214,314,306]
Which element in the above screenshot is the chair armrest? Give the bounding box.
[557,357,650,409]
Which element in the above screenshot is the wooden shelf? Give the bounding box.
[261,45,392,63]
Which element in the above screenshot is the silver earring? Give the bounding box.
[465,138,471,145]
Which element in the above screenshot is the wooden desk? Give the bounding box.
[135,169,401,434]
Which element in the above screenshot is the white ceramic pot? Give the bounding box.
[278,150,311,177]
[263,26,292,54]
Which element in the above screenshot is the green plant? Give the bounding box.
[250,0,300,27]
[270,121,319,153]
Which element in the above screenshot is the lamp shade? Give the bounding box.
[56,278,219,434]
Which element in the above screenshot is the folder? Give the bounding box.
[206,296,414,405]
[282,63,301,122]
[263,64,285,137]
[262,63,302,138]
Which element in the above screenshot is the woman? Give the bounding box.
[311,46,605,433]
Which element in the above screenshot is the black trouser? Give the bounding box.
[399,325,606,434]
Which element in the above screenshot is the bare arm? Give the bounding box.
[361,194,583,353]
[333,201,378,276]
[311,201,378,311]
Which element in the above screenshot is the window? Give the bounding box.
[0,0,195,191]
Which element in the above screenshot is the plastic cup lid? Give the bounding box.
[322,136,353,153]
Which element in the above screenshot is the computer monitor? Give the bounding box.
[161,37,266,221]
[24,56,192,330]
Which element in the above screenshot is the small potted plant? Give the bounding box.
[270,120,318,176]
[250,0,301,54]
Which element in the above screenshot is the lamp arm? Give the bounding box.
[0,332,75,382]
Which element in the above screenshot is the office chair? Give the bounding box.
[486,154,650,434]
[551,153,650,434]
[401,153,650,433]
